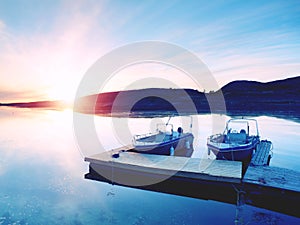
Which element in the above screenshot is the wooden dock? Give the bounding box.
[85,146,243,207]
[243,166,300,193]
[85,148,242,186]
[242,166,300,217]
[250,140,272,166]
[85,145,300,217]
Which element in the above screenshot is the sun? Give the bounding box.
[47,85,76,106]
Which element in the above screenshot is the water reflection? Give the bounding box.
[254,116,300,171]
[0,108,299,224]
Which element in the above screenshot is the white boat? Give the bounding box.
[131,117,194,157]
[207,118,260,161]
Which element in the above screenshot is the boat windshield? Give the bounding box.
[226,119,259,136]
[157,123,173,135]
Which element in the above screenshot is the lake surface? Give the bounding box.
[0,107,299,224]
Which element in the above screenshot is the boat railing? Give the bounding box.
[156,123,173,133]
[133,132,156,141]
[133,140,163,146]
[132,132,159,145]
[208,133,224,142]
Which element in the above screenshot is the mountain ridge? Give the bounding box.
[73,76,300,119]
[1,76,299,120]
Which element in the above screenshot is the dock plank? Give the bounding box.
[243,166,300,192]
[251,140,272,166]
[85,150,242,183]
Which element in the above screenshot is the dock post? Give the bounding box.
[110,160,115,185]
[233,185,245,225]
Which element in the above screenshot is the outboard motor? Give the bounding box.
[177,127,183,135]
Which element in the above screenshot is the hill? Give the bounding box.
[0,100,68,109]
[218,76,300,117]
[2,76,299,120]
[74,76,300,119]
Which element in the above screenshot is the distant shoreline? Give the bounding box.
[1,76,299,123]
[97,110,300,123]
[1,102,299,123]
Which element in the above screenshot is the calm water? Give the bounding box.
[0,108,299,224]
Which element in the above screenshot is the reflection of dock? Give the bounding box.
[85,144,300,218]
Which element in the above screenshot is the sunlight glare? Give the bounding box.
[47,85,76,105]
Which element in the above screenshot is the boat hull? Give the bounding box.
[209,146,254,161]
[132,133,194,157]
[207,137,259,161]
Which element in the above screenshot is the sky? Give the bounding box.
[0,0,299,102]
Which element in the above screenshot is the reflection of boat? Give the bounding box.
[207,118,260,161]
[131,117,194,157]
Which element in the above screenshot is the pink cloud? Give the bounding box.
[0,19,5,30]
[0,2,114,102]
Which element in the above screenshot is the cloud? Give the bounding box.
[0,1,115,101]
[0,0,300,98]
[148,2,300,89]
[0,19,5,30]
[0,89,47,102]
[186,27,300,89]
[0,19,10,43]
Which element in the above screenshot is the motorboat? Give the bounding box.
[131,116,194,157]
[207,118,260,161]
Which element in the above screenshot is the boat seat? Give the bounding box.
[227,132,247,144]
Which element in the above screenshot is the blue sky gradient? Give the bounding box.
[0,0,299,101]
